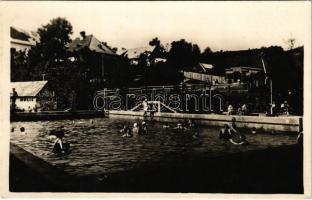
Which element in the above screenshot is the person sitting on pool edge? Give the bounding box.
[219,124,232,140]
[230,134,249,146]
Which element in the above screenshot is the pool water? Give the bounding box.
[10,118,297,177]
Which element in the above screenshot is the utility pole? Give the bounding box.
[42,72,46,81]
[270,80,273,115]
[260,53,273,115]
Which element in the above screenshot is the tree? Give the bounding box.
[11,49,29,81]
[167,39,201,71]
[149,37,160,47]
[28,17,73,79]
[203,47,213,54]
[286,38,296,50]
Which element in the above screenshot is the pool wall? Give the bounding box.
[108,110,302,133]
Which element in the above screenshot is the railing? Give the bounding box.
[96,83,251,98]
[130,101,177,113]
[96,84,210,97]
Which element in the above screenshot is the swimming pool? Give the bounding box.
[10,118,297,177]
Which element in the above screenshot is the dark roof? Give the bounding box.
[67,35,116,56]
[10,26,40,44]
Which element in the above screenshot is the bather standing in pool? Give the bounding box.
[228,117,238,136]
[50,129,70,154]
[140,121,148,135]
[132,123,140,135]
[120,124,132,137]
[219,124,232,140]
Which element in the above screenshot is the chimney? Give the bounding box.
[80,31,86,39]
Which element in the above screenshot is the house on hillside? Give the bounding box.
[10,81,57,112]
[67,32,122,86]
[10,27,40,52]
[183,62,226,85]
[121,44,170,66]
[224,66,265,86]
[122,46,155,66]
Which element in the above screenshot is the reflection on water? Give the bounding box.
[10,118,297,177]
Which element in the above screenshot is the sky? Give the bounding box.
[3,1,311,52]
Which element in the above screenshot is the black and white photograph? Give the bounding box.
[1,1,311,197]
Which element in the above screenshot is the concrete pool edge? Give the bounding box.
[108,110,303,133]
[10,142,303,193]
[9,143,81,191]
[10,110,104,122]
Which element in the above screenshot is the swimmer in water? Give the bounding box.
[187,119,195,128]
[219,124,231,140]
[175,120,184,130]
[163,122,170,129]
[132,123,139,135]
[140,121,148,135]
[187,119,199,137]
[251,127,257,134]
[50,129,70,154]
[228,117,238,136]
[20,127,27,135]
[120,124,132,137]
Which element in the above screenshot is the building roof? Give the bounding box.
[124,46,155,59]
[67,35,116,56]
[199,63,214,72]
[11,81,48,97]
[10,26,40,46]
[225,66,263,72]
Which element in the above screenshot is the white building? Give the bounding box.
[11,81,57,112]
[10,26,40,52]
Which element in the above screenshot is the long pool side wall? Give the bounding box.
[108,110,302,133]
